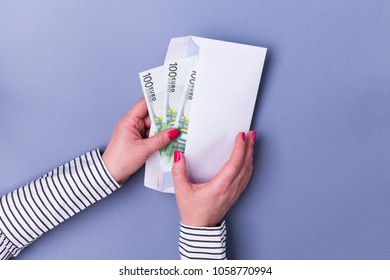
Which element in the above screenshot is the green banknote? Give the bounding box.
[139,66,166,157]
[162,56,197,130]
[163,63,197,168]
[139,57,198,171]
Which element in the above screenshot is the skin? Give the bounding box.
[102,99,179,184]
[172,131,255,227]
[102,98,255,227]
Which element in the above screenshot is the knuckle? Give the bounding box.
[157,134,166,148]
[171,164,181,176]
[115,118,126,130]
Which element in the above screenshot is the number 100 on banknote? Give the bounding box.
[140,56,198,170]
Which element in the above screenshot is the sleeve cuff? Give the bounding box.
[95,149,121,190]
[179,220,227,260]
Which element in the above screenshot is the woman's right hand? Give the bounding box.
[172,131,256,227]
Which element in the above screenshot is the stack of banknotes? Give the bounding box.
[139,55,198,171]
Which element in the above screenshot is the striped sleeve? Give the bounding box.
[179,220,227,260]
[0,149,121,260]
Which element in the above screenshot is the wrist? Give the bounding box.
[180,217,222,228]
[101,151,125,184]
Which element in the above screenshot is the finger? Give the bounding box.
[144,115,151,129]
[125,98,149,121]
[172,151,192,194]
[141,128,180,156]
[213,132,247,185]
[246,131,256,165]
[234,131,255,193]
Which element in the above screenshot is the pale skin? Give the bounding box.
[102,98,255,227]
[102,99,180,184]
[172,131,255,227]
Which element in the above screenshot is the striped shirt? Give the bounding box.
[179,221,227,260]
[0,149,226,260]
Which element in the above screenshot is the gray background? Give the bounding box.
[1,0,389,259]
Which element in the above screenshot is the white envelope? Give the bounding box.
[144,36,267,193]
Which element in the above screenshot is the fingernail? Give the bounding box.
[241,132,246,141]
[168,129,180,140]
[174,150,181,163]
[252,131,257,141]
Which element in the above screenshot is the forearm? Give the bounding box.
[179,220,227,260]
[0,149,120,259]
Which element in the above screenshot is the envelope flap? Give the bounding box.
[165,36,200,62]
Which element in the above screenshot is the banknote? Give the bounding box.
[174,69,197,153]
[162,56,197,130]
[163,62,197,168]
[139,66,168,160]
[139,57,198,170]
[139,66,165,133]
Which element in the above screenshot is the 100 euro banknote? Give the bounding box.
[139,66,165,131]
[162,56,197,130]
[140,57,198,170]
[139,66,166,158]
[163,66,197,167]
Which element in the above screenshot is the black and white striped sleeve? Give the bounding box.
[179,220,227,260]
[0,149,121,260]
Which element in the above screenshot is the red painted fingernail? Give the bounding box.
[174,150,181,163]
[168,129,180,140]
[241,132,246,141]
[252,131,257,141]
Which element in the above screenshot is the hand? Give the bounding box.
[102,99,179,184]
[172,131,256,227]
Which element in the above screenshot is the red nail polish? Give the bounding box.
[174,150,181,163]
[241,132,246,141]
[168,129,180,140]
[252,131,257,141]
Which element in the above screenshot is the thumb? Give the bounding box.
[142,128,180,156]
[172,151,192,193]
